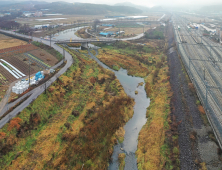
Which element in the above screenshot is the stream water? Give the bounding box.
[60,27,150,169]
[51,26,87,41]
[88,49,150,170]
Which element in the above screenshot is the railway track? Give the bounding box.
[180,18,222,106]
[173,16,222,147]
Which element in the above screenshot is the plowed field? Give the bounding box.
[0,65,17,83]
[4,56,36,75]
[0,34,27,50]
[29,49,58,66]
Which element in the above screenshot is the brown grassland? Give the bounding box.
[75,27,92,39]
[15,15,105,27]
[107,25,157,36]
[118,153,126,170]
[95,40,179,169]
[0,34,27,50]
[96,41,154,77]
[0,47,134,169]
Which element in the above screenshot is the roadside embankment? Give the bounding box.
[0,48,134,169]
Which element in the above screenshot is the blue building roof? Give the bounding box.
[99,32,110,36]
[99,32,115,36]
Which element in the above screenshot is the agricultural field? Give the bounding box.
[0,42,60,105]
[0,34,27,50]
[96,23,159,38]
[0,48,134,169]
[15,15,104,27]
[0,85,8,102]
[106,26,148,37]
[0,44,59,85]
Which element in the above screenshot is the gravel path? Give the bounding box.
[167,22,198,170]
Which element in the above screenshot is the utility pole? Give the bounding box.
[63,48,65,62]
[119,27,120,40]
[205,84,208,109]
[45,81,47,94]
[50,33,51,47]
[29,60,30,87]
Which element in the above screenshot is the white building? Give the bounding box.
[35,11,43,17]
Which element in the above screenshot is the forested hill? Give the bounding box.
[114,2,150,12]
[34,2,142,15]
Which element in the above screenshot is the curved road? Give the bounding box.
[0,29,73,128]
[0,28,145,129]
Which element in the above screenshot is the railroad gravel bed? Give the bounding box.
[167,22,222,170]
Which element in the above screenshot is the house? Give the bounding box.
[35,11,43,17]
[99,31,115,37]
[4,13,11,16]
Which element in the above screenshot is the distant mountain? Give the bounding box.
[34,2,142,15]
[0,1,17,6]
[150,6,164,11]
[114,2,149,12]
[0,1,48,11]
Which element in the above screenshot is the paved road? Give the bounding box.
[56,33,145,43]
[0,29,73,128]
[120,33,145,41]
[0,27,145,129]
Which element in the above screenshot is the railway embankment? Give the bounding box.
[167,22,222,169]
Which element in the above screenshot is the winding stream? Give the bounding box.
[88,49,150,170]
[51,26,87,41]
[58,27,150,169]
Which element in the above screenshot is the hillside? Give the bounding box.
[0,1,48,10]
[114,2,150,12]
[34,2,142,15]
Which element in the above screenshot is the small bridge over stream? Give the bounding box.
[56,38,117,49]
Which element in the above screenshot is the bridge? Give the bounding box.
[56,38,117,49]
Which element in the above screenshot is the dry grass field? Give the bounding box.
[15,15,105,27]
[107,24,158,36]
[0,34,27,50]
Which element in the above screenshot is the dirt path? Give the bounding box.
[166,22,222,169]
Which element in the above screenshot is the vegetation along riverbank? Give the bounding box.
[0,47,134,169]
[95,39,179,170]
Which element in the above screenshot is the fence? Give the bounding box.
[172,20,222,149]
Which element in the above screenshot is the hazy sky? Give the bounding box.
[8,0,222,8]
[52,0,222,7]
